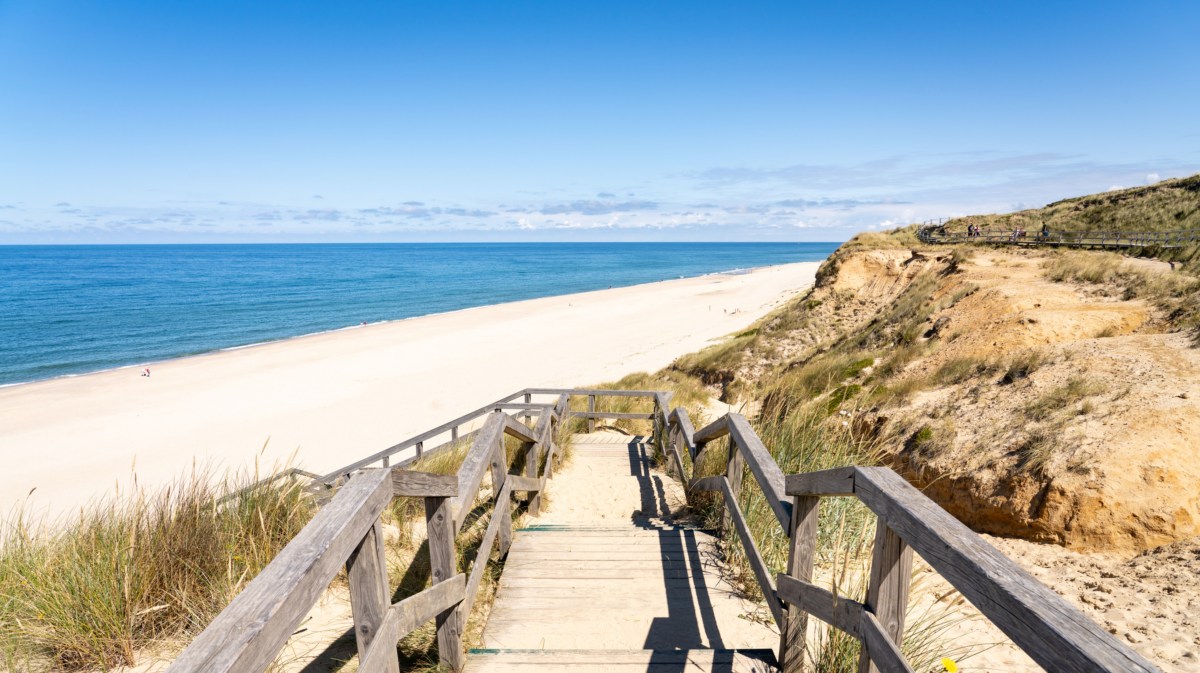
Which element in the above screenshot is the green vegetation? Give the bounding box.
[948,173,1200,239]
[0,470,316,671]
[571,370,714,437]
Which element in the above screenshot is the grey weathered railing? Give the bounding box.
[170,387,1161,672]
[918,222,1200,249]
[659,408,1162,673]
[168,394,568,673]
[312,389,535,485]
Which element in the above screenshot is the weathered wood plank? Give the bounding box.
[505,474,543,492]
[692,415,730,444]
[523,387,662,397]
[717,476,783,628]
[568,411,654,420]
[726,414,791,533]
[724,437,746,535]
[451,412,506,531]
[779,495,819,673]
[493,403,548,411]
[347,520,397,673]
[858,522,912,673]
[775,574,864,639]
[853,467,1160,673]
[462,482,513,618]
[166,469,393,673]
[670,408,698,460]
[785,467,856,497]
[358,574,467,673]
[391,470,459,497]
[860,611,916,673]
[502,415,538,444]
[424,495,463,671]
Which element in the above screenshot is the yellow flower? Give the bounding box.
[941,659,959,673]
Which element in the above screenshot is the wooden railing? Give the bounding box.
[168,388,1161,672]
[917,222,1200,249]
[657,408,1162,673]
[167,393,570,673]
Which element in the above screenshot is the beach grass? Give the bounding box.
[0,466,316,672]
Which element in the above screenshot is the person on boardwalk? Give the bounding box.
[1041,223,1050,240]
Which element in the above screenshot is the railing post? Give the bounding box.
[722,436,745,534]
[347,519,400,673]
[416,440,424,458]
[525,438,540,515]
[779,495,819,673]
[424,494,463,671]
[587,394,596,432]
[451,425,458,442]
[858,521,913,673]
[523,392,532,425]
[491,433,513,558]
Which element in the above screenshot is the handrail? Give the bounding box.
[777,467,1160,673]
[661,408,1161,672]
[166,468,438,673]
[314,389,530,483]
[171,388,1161,673]
[917,222,1200,249]
[169,394,568,673]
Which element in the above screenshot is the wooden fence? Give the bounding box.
[168,388,1162,673]
[657,405,1162,673]
[917,221,1200,250]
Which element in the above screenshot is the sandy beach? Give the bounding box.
[0,262,818,518]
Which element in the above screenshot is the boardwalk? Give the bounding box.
[916,221,1200,249]
[166,388,1162,673]
[469,431,777,671]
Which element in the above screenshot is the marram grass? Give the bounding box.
[0,466,315,672]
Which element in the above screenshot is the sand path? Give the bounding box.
[0,262,818,519]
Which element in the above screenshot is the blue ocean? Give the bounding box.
[0,243,836,386]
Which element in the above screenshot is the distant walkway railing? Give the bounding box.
[917,220,1200,250]
[168,388,1161,673]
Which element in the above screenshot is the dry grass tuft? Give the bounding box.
[0,466,316,672]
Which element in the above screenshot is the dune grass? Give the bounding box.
[1043,251,1200,341]
[947,173,1200,238]
[0,467,316,672]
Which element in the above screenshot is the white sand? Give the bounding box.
[0,262,819,518]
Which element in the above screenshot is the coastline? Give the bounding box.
[0,261,786,390]
[0,261,820,518]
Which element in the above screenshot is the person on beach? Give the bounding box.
[141,367,151,377]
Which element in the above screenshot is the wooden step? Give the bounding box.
[465,648,778,672]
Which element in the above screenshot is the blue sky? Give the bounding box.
[1,1,1197,243]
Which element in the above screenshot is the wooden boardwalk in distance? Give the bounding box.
[468,431,777,672]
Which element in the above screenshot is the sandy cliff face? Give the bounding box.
[879,253,1200,551]
[728,246,1200,553]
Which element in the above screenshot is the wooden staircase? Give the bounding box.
[465,432,778,672]
[166,388,1163,673]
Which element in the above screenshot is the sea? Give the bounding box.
[0,242,837,387]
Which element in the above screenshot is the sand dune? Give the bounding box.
[0,262,818,518]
